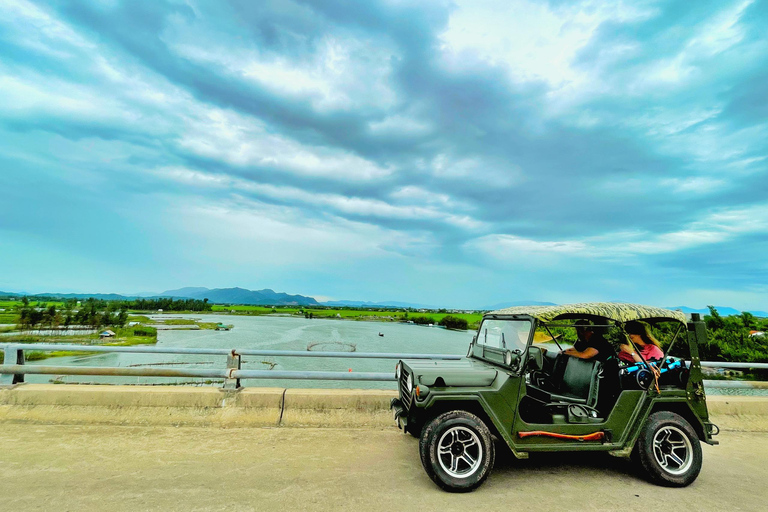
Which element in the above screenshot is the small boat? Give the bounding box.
[216,323,234,331]
[378,332,384,337]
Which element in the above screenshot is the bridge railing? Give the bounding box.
[1,343,767,388]
[0,343,463,387]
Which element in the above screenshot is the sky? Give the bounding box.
[1,0,767,310]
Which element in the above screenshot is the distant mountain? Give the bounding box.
[20,292,137,301]
[483,301,558,310]
[160,287,319,306]
[668,306,768,318]
[322,300,437,309]
[160,287,210,297]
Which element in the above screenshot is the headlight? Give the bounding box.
[406,373,413,391]
[395,363,401,380]
[504,350,513,366]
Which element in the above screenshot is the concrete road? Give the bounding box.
[0,425,765,512]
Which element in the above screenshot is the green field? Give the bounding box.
[1,300,484,330]
[209,304,483,328]
[0,300,65,324]
[0,326,158,363]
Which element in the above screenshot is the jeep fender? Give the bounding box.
[416,393,528,459]
[624,398,711,453]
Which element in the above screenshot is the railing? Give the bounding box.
[1,343,767,388]
[0,343,463,387]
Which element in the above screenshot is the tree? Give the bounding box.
[439,315,469,330]
[704,305,724,330]
[116,307,129,328]
[739,312,756,330]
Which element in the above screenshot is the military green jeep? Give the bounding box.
[391,303,719,492]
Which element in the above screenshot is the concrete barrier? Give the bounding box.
[0,384,396,427]
[0,384,766,430]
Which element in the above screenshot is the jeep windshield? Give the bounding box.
[476,318,532,353]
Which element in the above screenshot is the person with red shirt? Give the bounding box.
[619,321,664,363]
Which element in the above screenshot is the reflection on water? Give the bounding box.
[24,315,472,389]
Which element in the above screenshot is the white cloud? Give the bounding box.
[466,203,768,260]
[440,0,655,89]
[660,177,726,195]
[177,108,391,181]
[0,0,94,55]
[468,234,588,255]
[368,114,433,136]
[165,20,399,112]
[431,154,522,186]
[153,166,484,229]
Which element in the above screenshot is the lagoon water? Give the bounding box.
[24,315,473,389]
[21,314,768,394]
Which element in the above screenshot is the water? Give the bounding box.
[19,315,768,394]
[23,315,472,389]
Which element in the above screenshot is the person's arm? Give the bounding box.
[619,343,640,363]
[563,347,599,359]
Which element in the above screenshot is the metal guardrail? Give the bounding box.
[700,361,768,369]
[1,343,766,388]
[0,343,463,387]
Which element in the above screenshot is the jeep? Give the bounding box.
[391,303,719,492]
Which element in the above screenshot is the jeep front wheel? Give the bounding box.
[420,411,495,492]
[634,411,702,487]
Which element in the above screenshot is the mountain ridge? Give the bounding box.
[0,289,766,315]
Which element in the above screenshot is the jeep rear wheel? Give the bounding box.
[635,411,702,487]
[420,411,495,492]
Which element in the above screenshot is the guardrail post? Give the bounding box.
[1,345,25,386]
[224,350,241,390]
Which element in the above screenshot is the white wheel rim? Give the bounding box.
[652,426,693,475]
[437,426,483,478]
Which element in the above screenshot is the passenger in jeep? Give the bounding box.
[562,320,616,363]
[619,321,664,363]
[560,320,620,412]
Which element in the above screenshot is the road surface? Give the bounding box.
[0,424,764,511]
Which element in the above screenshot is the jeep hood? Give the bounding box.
[403,358,498,387]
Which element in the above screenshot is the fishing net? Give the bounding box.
[306,341,357,352]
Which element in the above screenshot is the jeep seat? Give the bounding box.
[527,356,602,408]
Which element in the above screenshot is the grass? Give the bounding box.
[1,300,484,330]
[0,326,158,363]
[0,313,18,324]
[127,315,152,323]
[210,304,484,329]
[155,318,202,325]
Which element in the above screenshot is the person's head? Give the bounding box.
[625,321,660,347]
[574,319,593,341]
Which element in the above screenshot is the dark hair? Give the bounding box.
[625,321,660,347]
[574,319,592,329]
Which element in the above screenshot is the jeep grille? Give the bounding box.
[399,367,413,409]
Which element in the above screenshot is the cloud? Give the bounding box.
[1,0,767,309]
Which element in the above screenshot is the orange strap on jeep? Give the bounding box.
[518,431,605,442]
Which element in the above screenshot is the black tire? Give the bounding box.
[634,411,702,487]
[419,410,495,492]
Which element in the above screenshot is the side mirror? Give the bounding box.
[526,346,543,371]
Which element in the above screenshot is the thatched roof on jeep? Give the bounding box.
[487,302,686,323]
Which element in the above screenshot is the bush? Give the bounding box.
[411,315,436,325]
[127,326,157,337]
[439,315,469,330]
